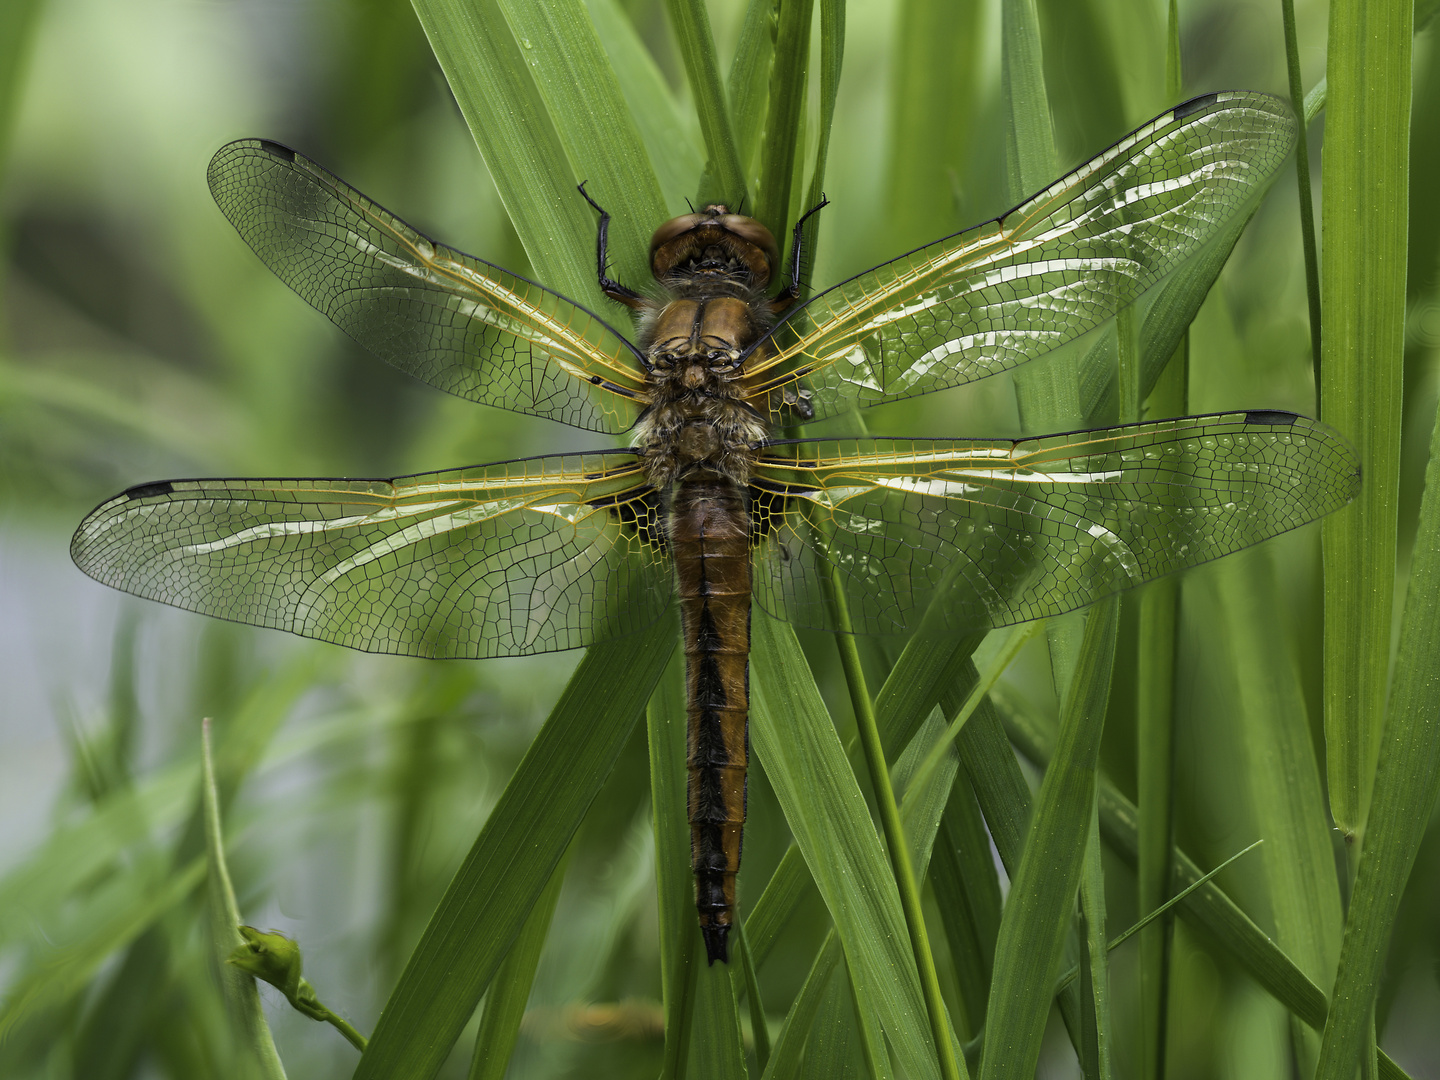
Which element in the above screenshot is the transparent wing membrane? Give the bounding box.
[71,453,670,658]
[746,92,1297,422]
[74,97,1360,665]
[208,140,648,433]
[750,413,1359,634]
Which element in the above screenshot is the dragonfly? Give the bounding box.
[71,90,1360,965]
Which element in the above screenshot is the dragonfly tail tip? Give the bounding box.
[702,925,729,965]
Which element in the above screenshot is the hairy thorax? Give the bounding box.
[635,290,773,489]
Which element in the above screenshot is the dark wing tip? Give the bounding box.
[254,138,297,162]
[123,480,176,499]
[1243,409,1300,426]
[1173,92,1221,121]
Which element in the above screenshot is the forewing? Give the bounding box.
[208,140,649,433]
[71,453,670,658]
[750,412,1359,634]
[746,92,1296,422]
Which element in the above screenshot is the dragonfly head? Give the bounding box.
[650,205,779,289]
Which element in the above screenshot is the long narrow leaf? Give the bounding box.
[725,0,775,175]
[886,0,985,250]
[761,932,844,1080]
[753,0,814,240]
[466,849,569,1080]
[1319,0,1409,838]
[928,772,1002,1038]
[354,619,674,1080]
[588,0,703,211]
[1317,399,1440,1078]
[663,0,747,204]
[1078,801,1113,1080]
[201,721,287,1080]
[493,0,668,285]
[980,598,1118,1079]
[648,646,695,1076]
[1212,554,1342,1076]
[740,623,987,973]
[412,0,608,304]
[750,614,941,1080]
[995,691,1415,1079]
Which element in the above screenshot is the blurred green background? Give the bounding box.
[1,0,1437,1077]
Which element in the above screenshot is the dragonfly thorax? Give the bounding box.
[636,294,771,488]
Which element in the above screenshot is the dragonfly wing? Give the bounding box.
[747,92,1297,422]
[71,453,670,658]
[750,412,1359,634]
[209,140,648,434]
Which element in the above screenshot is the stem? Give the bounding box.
[317,1005,369,1053]
[1280,0,1323,394]
[830,592,964,1080]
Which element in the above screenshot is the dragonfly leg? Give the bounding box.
[577,182,648,310]
[769,195,830,315]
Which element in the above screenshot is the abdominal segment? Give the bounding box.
[671,470,751,965]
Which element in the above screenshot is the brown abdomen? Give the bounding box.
[670,470,750,965]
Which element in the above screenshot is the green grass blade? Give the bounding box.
[762,932,844,1080]
[648,646,697,1076]
[753,0,814,240]
[1165,0,1180,97]
[1280,0,1323,374]
[1305,77,1327,125]
[750,613,943,1080]
[830,602,963,1079]
[740,625,988,973]
[1066,841,1265,980]
[929,772,1003,1038]
[725,0,775,176]
[663,0,747,204]
[0,0,42,172]
[743,846,818,967]
[803,964,869,1078]
[60,649,323,1075]
[690,949,750,1079]
[803,0,843,215]
[999,693,1329,1024]
[1316,397,1440,1078]
[0,764,197,951]
[993,693,1412,1078]
[875,625,990,757]
[953,703,1033,876]
[0,857,205,1044]
[492,0,667,278]
[353,619,674,1080]
[1001,0,1078,434]
[1212,554,1342,1075]
[763,931,892,1080]
[411,0,653,303]
[1077,801,1113,1080]
[1135,357,1183,1080]
[910,624,1038,799]
[732,923,772,1070]
[1319,0,1410,838]
[466,849,569,1080]
[201,721,287,1080]
[1001,0,1057,201]
[979,597,1118,1080]
[886,0,985,250]
[587,0,702,211]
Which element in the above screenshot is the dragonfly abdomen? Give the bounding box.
[671,469,751,965]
